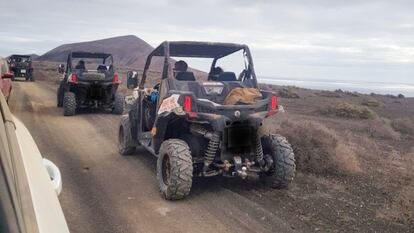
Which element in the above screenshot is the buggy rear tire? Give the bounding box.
[157,139,193,200]
[63,92,76,116]
[57,85,64,107]
[113,94,124,115]
[260,134,296,189]
[118,115,136,155]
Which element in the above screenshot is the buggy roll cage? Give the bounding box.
[8,55,32,63]
[66,51,114,73]
[139,41,258,89]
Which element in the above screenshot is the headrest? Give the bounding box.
[97,64,107,71]
[217,72,237,81]
[175,71,196,81]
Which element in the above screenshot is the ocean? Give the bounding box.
[259,77,414,97]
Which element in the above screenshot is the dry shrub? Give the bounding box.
[258,83,276,92]
[321,102,377,119]
[335,89,360,97]
[379,185,414,225]
[278,87,300,99]
[398,94,405,98]
[366,118,400,140]
[391,118,414,136]
[316,90,341,98]
[279,120,361,175]
[377,147,414,225]
[361,98,384,108]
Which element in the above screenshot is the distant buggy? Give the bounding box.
[8,54,34,81]
[57,52,123,116]
[119,41,296,200]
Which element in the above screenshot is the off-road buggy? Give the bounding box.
[8,54,34,81]
[119,41,296,200]
[57,52,123,116]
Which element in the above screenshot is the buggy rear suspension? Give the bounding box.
[190,124,271,177]
[190,124,220,171]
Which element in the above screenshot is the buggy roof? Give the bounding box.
[71,52,112,59]
[10,54,31,58]
[150,41,247,58]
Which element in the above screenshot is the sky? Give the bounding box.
[1,0,414,85]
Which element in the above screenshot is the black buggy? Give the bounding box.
[8,54,34,81]
[57,52,123,116]
[119,41,296,200]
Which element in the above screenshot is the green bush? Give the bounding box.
[361,98,384,108]
[322,102,377,119]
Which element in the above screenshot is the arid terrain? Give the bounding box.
[8,61,414,233]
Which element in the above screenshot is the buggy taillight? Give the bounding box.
[271,96,278,110]
[184,96,192,112]
[113,73,120,84]
[267,95,278,117]
[69,74,78,84]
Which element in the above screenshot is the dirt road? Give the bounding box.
[8,81,296,233]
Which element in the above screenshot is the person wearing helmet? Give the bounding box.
[173,60,188,73]
[75,60,86,70]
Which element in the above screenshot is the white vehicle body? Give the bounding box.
[14,118,68,233]
[0,92,69,233]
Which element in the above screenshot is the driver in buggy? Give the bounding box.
[75,60,86,70]
[148,60,189,104]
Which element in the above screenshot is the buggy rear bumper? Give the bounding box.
[191,97,275,130]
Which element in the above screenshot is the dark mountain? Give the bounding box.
[26,54,40,59]
[36,35,159,69]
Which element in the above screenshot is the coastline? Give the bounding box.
[259,77,414,97]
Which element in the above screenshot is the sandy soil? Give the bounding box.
[7,62,414,233]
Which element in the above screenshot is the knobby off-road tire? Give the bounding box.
[57,86,64,107]
[118,115,136,155]
[112,94,124,115]
[63,92,76,116]
[260,134,296,188]
[29,73,35,82]
[157,139,193,200]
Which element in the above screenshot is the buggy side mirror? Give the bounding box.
[58,64,65,74]
[127,71,139,89]
[2,72,14,79]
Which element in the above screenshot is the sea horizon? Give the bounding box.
[259,77,414,97]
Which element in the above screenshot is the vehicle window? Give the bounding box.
[170,57,211,81]
[215,50,247,79]
[143,57,163,88]
[72,58,107,70]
